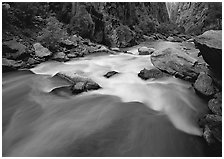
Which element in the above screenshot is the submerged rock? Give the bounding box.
[193,72,216,97]
[104,71,119,78]
[151,47,201,81]
[194,30,222,74]
[138,68,168,80]
[33,43,52,58]
[138,47,155,55]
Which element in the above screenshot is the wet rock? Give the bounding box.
[104,71,119,78]
[203,125,216,144]
[208,92,222,115]
[92,45,116,54]
[27,57,40,66]
[138,47,155,55]
[138,68,168,80]
[55,71,101,94]
[143,35,156,41]
[193,72,216,97]
[3,40,27,59]
[151,47,201,81]
[2,58,23,72]
[52,52,69,62]
[33,43,52,58]
[71,82,86,94]
[194,30,222,74]
[167,36,183,42]
[110,47,120,52]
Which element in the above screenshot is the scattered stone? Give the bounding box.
[194,30,222,74]
[208,92,222,115]
[193,72,216,97]
[33,43,52,58]
[138,47,155,55]
[104,71,119,78]
[151,47,201,81]
[138,68,167,80]
[3,40,27,59]
[52,52,69,62]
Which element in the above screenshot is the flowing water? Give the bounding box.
[2,52,211,156]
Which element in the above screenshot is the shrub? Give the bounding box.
[37,16,68,52]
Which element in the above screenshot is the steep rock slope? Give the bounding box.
[167,2,222,35]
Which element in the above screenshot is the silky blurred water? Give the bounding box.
[2,53,210,156]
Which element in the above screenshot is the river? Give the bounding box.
[2,51,212,156]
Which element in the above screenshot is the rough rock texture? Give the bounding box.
[194,30,222,74]
[33,43,52,58]
[150,47,204,81]
[2,58,24,72]
[68,2,170,47]
[193,72,216,97]
[138,68,168,80]
[55,71,101,94]
[104,71,119,78]
[3,40,27,60]
[208,92,222,115]
[167,2,222,35]
[52,52,69,62]
[138,47,155,55]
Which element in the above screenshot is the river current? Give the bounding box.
[2,52,210,156]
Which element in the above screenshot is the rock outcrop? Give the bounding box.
[167,2,222,35]
[194,30,222,74]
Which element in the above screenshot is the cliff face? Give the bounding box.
[167,2,222,35]
[68,2,170,47]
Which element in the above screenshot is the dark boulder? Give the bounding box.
[151,47,203,81]
[3,40,27,60]
[138,68,168,80]
[104,71,119,78]
[193,72,216,97]
[194,30,222,74]
[208,92,222,116]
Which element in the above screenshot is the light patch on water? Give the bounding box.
[31,53,207,136]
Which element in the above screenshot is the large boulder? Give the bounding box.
[193,72,216,97]
[150,47,203,81]
[194,30,222,74]
[55,71,101,94]
[51,52,69,62]
[2,58,23,72]
[33,43,52,58]
[138,68,168,80]
[3,40,27,59]
[138,47,155,55]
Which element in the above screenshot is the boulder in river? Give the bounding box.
[52,52,69,62]
[138,68,168,80]
[193,72,216,97]
[55,71,101,94]
[2,58,24,72]
[3,40,27,59]
[208,92,222,116]
[104,71,119,78]
[33,43,52,58]
[138,47,155,55]
[151,47,202,81]
[194,30,222,74]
